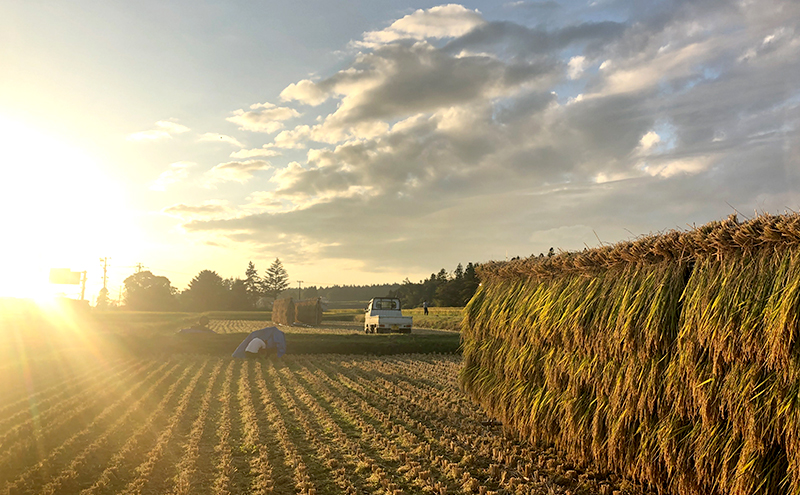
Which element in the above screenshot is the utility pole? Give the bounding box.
[134,262,145,273]
[99,257,110,290]
[80,271,87,301]
[297,280,303,301]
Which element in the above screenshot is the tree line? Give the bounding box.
[118,259,290,312]
[114,259,481,312]
[388,262,480,309]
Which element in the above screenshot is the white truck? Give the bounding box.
[364,297,412,334]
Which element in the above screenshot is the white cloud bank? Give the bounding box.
[182,2,800,275]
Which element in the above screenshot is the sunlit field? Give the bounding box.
[0,301,651,495]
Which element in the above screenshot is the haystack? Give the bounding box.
[271,297,295,325]
[460,213,800,495]
[294,297,323,325]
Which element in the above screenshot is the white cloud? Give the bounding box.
[162,200,232,219]
[230,146,282,159]
[245,191,285,210]
[641,156,714,178]
[204,159,272,184]
[150,161,195,191]
[592,41,716,97]
[197,133,245,148]
[226,102,300,133]
[359,4,486,46]
[567,55,588,79]
[271,125,314,149]
[155,120,190,134]
[184,1,800,274]
[637,131,661,154]
[280,80,330,106]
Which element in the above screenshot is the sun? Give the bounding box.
[0,115,138,301]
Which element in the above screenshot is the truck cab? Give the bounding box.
[364,297,412,334]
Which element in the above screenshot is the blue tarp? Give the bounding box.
[232,326,286,358]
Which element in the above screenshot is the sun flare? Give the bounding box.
[0,116,137,300]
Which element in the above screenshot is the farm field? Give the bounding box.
[0,351,652,495]
[208,319,452,336]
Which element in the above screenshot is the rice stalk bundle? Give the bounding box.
[461,212,800,495]
[294,298,323,325]
[272,298,295,325]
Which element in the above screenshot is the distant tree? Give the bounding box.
[303,285,319,299]
[182,270,228,311]
[244,261,262,307]
[95,287,111,309]
[389,262,481,309]
[262,258,290,300]
[226,278,251,311]
[123,270,177,311]
[460,262,480,305]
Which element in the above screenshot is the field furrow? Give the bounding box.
[117,360,211,495]
[233,362,273,494]
[3,361,185,495]
[0,360,168,489]
[168,359,224,495]
[253,362,320,494]
[79,360,202,495]
[0,359,155,454]
[0,352,643,495]
[0,358,132,423]
[210,360,236,495]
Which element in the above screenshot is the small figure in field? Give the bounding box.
[423,301,429,315]
[178,316,216,334]
[232,326,286,359]
[244,337,270,358]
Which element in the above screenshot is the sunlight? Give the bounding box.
[0,115,137,300]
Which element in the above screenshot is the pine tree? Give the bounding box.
[262,258,290,300]
[244,261,262,307]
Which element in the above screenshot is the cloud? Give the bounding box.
[640,155,715,178]
[230,146,282,159]
[127,119,190,141]
[184,1,800,275]
[150,161,195,191]
[197,133,245,148]
[280,80,330,106]
[204,159,272,184]
[245,191,285,210]
[162,200,232,219]
[226,102,301,133]
[155,120,190,134]
[359,4,486,47]
[637,131,661,155]
[567,55,588,79]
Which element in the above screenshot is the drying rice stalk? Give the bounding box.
[461,212,800,495]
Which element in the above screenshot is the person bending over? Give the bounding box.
[244,337,268,358]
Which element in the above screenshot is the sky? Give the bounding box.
[1,0,798,302]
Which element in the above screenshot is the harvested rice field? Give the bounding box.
[0,352,653,495]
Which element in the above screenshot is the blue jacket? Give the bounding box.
[232,327,286,358]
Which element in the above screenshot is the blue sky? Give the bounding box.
[1,1,798,300]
